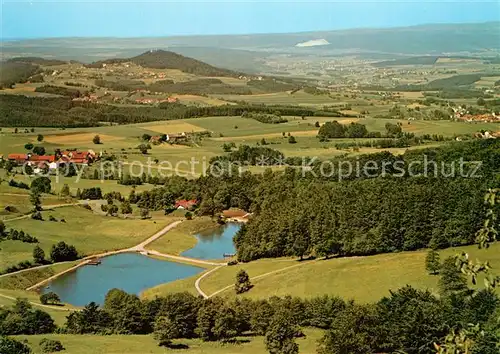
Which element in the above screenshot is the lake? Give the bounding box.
[41,253,203,306]
[181,222,241,260]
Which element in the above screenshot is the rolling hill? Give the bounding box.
[85,49,242,77]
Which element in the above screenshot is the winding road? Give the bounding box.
[2,201,85,222]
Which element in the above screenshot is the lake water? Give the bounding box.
[181,222,241,260]
[41,253,203,306]
[41,223,241,306]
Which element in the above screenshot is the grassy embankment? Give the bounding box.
[145,216,219,256]
[145,243,500,303]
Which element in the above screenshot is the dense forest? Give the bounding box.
[0,94,344,127]
[34,85,82,98]
[0,62,41,89]
[94,79,147,92]
[234,140,499,261]
[6,57,67,66]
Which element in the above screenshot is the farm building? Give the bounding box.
[175,199,198,210]
[166,133,187,143]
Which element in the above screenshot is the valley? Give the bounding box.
[1,17,500,354]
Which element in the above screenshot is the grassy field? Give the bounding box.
[1,171,155,196]
[146,217,219,255]
[15,329,323,354]
[1,206,175,269]
[215,90,341,106]
[0,183,66,219]
[150,243,500,303]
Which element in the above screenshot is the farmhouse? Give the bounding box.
[458,113,499,123]
[166,132,188,143]
[7,150,97,167]
[7,154,28,165]
[174,199,198,210]
[149,136,162,145]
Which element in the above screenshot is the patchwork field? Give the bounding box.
[172,94,234,106]
[3,115,497,181]
[43,132,124,145]
[141,121,208,135]
[215,91,340,106]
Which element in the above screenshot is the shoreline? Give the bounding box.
[20,219,239,301]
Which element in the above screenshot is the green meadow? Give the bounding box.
[147,243,500,304]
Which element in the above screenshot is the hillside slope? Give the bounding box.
[85,49,241,77]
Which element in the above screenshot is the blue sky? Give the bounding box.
[2,0,499,39]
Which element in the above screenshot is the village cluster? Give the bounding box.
[2,150,98,173]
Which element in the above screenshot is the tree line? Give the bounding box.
[1,257,498,354]
[0,94,348,127]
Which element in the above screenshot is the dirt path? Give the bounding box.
[130,221,183,251]
[195,266,223,299]
[0,292,73,312]
[146,250,225,267]
[3,202,84,222]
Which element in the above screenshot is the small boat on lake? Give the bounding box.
[87,258,102,265]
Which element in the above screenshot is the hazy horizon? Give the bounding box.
[2,1,499,40]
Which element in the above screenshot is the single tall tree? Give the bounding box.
[153,316,179,347]
[30,190,42,212]
[33,245,46,264]
[265,310,299,354]
[425,249,441,275]
[235,269,252,294]
[439,257,468,296]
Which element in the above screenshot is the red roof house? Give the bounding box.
[7,154,28,164]
[175,199,198,210]
[29,155,55,163]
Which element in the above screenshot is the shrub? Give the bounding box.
[39,338,64,353]
[50,241,79,262]
[40,292,61,306]
[0,337,32,354]
[31,212,43,220]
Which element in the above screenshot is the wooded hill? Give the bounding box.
[0,62,41,89]
[84,49,242,77]
[6,57,68,66]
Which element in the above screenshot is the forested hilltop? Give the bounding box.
[117,139,500,261]
[84,49,242,77]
